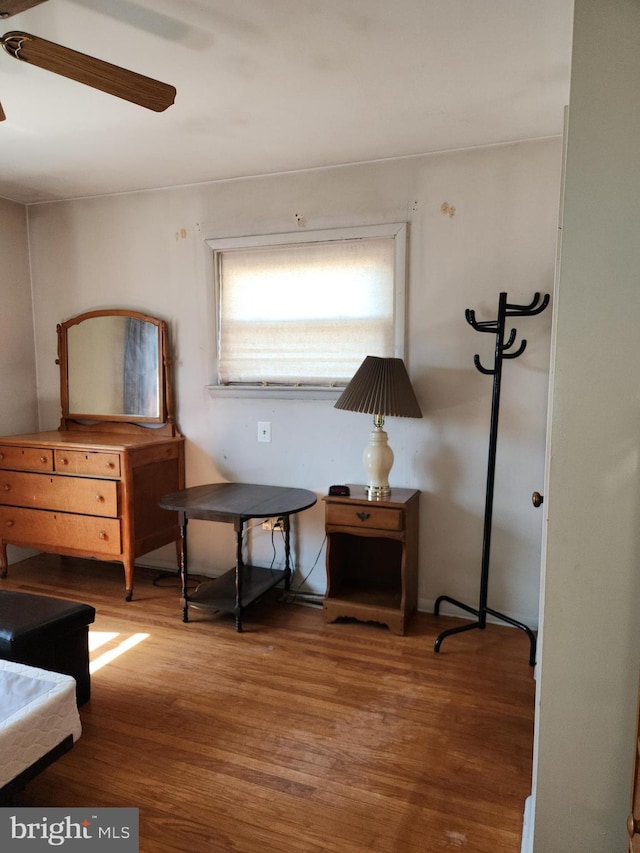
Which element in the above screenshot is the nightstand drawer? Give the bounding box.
[326,503,404,531]
[0,471,119,517]
[54,449,121,478]
[0,446,53,472]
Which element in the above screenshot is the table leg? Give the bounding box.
[283,514,292,591]
[123,558,135,602]
[179,514,189,623]
[234,520,244,632]
[0,540,7,579]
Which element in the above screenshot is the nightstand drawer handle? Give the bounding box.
[356,512,371,522]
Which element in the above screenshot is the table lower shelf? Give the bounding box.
[184,564,288,615]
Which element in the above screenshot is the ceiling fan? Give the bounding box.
[0,0,176,121]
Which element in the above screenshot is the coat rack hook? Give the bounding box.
[507,292,550,317]
[465,308,498,334]
[473,354,494,375]
[504,339,528,360]
[502,328,517,350]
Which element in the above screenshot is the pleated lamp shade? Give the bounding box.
[334,356,422,419]
[335,356,422,499]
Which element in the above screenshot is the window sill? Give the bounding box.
[206,385,344,401]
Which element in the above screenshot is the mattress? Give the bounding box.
[0,659,82,789]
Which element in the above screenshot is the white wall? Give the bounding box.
[531,0,640,849]
[25,140,561,625]
[0,197,37,435]
[0,196,40,566]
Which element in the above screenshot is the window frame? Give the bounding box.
[204,222,408,399]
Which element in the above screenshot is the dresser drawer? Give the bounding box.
[0,506,122,555]
[326,503,404,531]
[0,471,119,517]
[0,446,53,472]
[54,449,121,478]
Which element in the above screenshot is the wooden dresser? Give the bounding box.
[0,429,184,600]
[0,308,185,600]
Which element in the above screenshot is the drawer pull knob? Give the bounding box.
[95,494,104,503]
[356,512,371,522]
[2,484,9,491]
[99,531,108,540]
[5,520,14,527]
[40,456,47,464]
[0,453,3,460]
[107,461,115,469]
[60,457,68,465]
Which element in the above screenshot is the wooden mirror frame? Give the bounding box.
[57,308,179,437]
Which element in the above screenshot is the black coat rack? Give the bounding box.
[434,291,549,667]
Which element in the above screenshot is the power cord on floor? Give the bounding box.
[280,534,327,607]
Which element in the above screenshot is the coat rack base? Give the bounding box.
[434,594,537,667]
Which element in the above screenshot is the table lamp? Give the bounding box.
[334,355,422,499]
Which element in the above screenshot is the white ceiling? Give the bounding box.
[0,0,574,205]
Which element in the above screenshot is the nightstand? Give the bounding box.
[322,485,420,635]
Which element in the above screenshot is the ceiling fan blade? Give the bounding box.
[0,0,48,18]
[0,31,176,112]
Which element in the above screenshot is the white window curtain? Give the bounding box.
[216,236,397,386]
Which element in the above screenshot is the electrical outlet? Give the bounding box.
[257,421,271,442]
[262,516,284,531]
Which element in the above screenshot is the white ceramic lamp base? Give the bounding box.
[363,427,394,499]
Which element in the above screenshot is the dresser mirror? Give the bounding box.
[58,308,178,435]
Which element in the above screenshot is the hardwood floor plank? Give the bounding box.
[2,554,535,852]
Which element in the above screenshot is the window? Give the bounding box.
[205,223,407,394]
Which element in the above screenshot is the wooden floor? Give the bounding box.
[3,554,535,853]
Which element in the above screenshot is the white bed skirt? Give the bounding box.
[0,659,81,789]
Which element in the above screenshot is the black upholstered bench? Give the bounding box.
[0,591,96,706]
